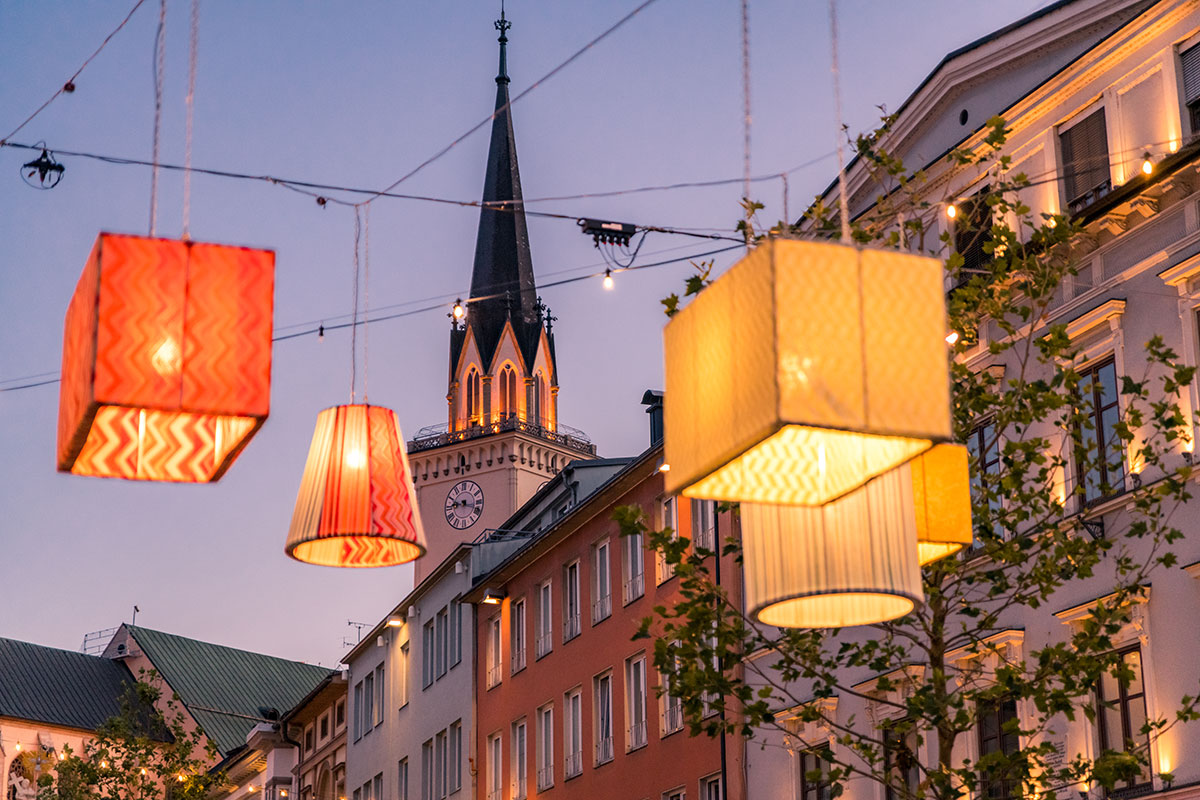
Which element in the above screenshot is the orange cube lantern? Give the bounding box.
[57,233,274,482]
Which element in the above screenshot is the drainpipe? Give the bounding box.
[713,500,728,800]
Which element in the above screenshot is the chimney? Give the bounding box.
[640,390,664,447]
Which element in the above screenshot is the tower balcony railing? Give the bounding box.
[407,417,596,455]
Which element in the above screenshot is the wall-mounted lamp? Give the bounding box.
[386,615,404,628]
[481,588,506,605]
[375,635,385,647]
[407,606,417,618]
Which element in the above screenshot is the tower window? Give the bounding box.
[466,369,482,424]
[499,365,517,419]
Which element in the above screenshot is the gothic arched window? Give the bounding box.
[499,365,517,419]
[466,368,481,424]
[533,372,545,426]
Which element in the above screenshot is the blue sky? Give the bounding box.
[0,1,1044,665]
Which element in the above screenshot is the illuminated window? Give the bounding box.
[1075,359,1124,505]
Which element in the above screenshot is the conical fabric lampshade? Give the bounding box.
[741,465,923,628]
[57,233,274,482]
[287,405,427,568]
[911,444,973,565]
[664,238,951,506]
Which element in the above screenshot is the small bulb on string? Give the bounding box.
[318,324,325,342]
[453,299,465,320]
[603,268,614,290]
[15,742,21,752]
[1141,152,1153,175]
[946,203,958,219]
[945,331,959,345]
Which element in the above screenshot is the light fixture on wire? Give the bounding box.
[1141,152,1153,176]
[21,147,64,189]
[603,268,614,290]
[946,203,958,219]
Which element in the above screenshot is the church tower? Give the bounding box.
[407,11,596,582]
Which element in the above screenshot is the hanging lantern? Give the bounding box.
[286,404,427,567]
[741,465,924,628]
[663,238,951,506]
[57,233,274,482]
[910,444,973,565]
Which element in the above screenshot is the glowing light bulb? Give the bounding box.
[603,269,613,290]
[946,203,958,219]
[945,331,960,345]
[452,299,465,320]
[1141,153,1153,175]
[658,462,670,473]
[100,761,107,769]
[140,769,147,776]
[345,449,366,469]
[15,742,21,752]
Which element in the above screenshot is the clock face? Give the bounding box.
[444,480,485,530]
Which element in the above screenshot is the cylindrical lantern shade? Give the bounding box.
[287,405,427,568]
[911,444,974,565]
[57,233,274,482]
[664,238,951,506]
[741,466,924,628]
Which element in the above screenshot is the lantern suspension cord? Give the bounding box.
[149,0,167,237]
[363,203,371,404]
[181,0,199,239]
[828,0,851,245]
[741,0,751,242]
[0,0,149,146]
[350,206,362,404]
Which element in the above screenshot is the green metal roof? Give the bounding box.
[0,638,135,732]
[126,626,332,756]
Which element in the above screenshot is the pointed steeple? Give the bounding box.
[464,7,542,373]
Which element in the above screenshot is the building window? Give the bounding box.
[625,654,648,751]
[1096,646,1151,791]
[952,187,993,284]
[563,561,582,642]
[486,734,502,800]
[1181,41,1200,137]
[1075,359,1124,505]
[883,722,920,800]
[564,689,583,779]
[335,698,345,730]
[796,749,830,800]
[700,774,723,800]
[399,642,410,709]
[1060,108,1111,213]
[657,497,678,585]
[421,740,433,800]
[593,539,612,623]
[436,607,449,679]
[363,671,375,736]
[512,719,528,800]
[660,653,684,736]
[319,712,330,742]
[466,368,482,424]
[304,724,314,754]
[594,671,614,766]
[449,720,462,794]
[449,599,462,668]
[422,620,435,689]
[499,365,517,418]
[624,529,645,604]
[692,500,715,552]
[353,788,361,800]
[664,789,686,800]
[537,580,554,659]
[352,682,363,740]
[373,773,382,800]
[434,730,448,799]
[968,420,1002,540]
[398,758,409,800]
[374,665,385,726]
[511,597,527,674]
[531,372,546,426]
[537,704,555,791]
[487,615,502,689]
[977,697,1019,799]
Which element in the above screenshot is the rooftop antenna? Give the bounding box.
[131,605,140,625]
[347,620,370,643]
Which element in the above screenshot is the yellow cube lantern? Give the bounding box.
[911,444,974,565]
[664,238,951,506]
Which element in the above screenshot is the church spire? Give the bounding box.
[461,7,542,375]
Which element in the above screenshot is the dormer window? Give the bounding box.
[1060,108,1111,214]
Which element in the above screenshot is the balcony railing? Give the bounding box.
[663,703,683,734]
[623,572,644,604]
[486,663,502,688]
[627,720,647,751]
[535,631,552,660]
[536,766,554,792]
[511,777,527,800]
[563,613,581,642]
[408,417,596,456]
[511,646,526,674]
[564,751,582,779]
[595,736,614,765]
[592,593,611,623]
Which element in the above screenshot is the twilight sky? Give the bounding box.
[0,1,1044,666]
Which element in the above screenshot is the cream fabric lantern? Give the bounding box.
[664,238,951,506]
[742,465,924,628]
[911,444,973,565]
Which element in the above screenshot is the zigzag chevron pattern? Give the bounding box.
[57,233,274,482]
[286,405,427,568]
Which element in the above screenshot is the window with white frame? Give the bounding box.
[623,529,645,604]
[422,619,435,689]
[398,642,410,709]
[700,774,723,800]
[657,496,678,584]
[511,719,528,800]
[691,499,715,552]
[592,539,612,623]
[397,758,408,800]
[537,580,554,659]
[363,670,375,735]
[660,649,683,736]
[450,598,462,668]
[421,739,433,800]
[594,670,614,765]
[434,729,447,799]
[435,607,449,679]
[537,703,555,791]
[563,561,581,642]
[487,615,502,689]
[511,597,527,674]
[564,689,583,779]
[1075,358,1125,505]
[352,681,363,740]
[486,734,502,800]
[625,654,647,751]
[1059,107,1111,213]
[448,720,462,794]
[663,788,685,800]
[1096,645,1151,791]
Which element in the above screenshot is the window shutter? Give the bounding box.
[1182,42,1200,104]
[1060,109,1110,206]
